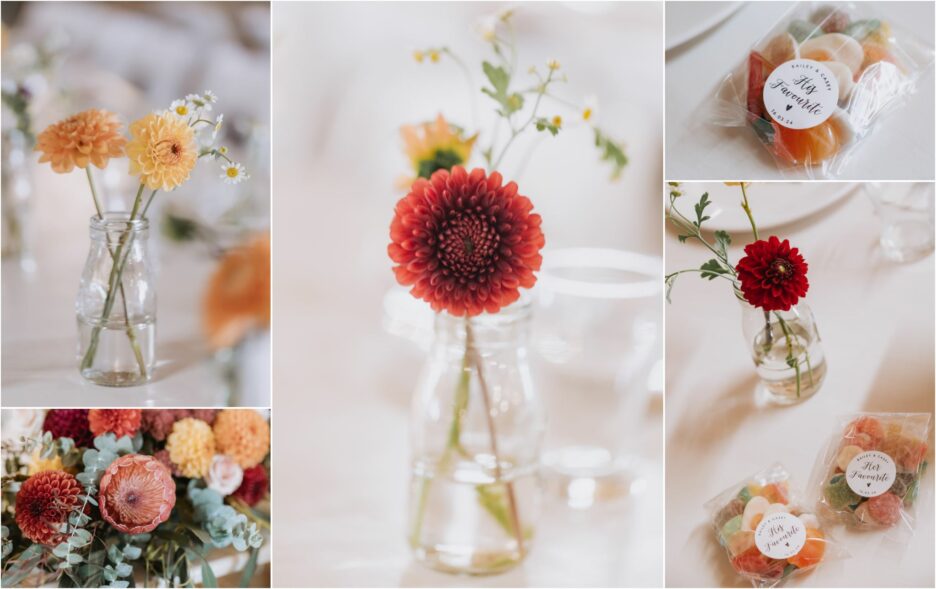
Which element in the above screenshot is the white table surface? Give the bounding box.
[270,2,664,586]
[665,1,936,180]
[664,184,935,587]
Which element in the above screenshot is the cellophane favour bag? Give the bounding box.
[813,413,931,539]
[711,2,935,178]
[704,463,846,588]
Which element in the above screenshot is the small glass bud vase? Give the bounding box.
[739,298,827,404]
[408,300,545,575]
[76,213,156,386]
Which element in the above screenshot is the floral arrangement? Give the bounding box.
[1,409,269,588]
[665,183,821,399]
[33,92,249,382]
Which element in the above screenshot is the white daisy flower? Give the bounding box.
[202,90,218,104]
[220,161,249,185]
[185,93,212,113]
[169,99,192,118]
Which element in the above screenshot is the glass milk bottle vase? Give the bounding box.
[739,299,827,404]
[408,301,545,575]
[76,213,156,386]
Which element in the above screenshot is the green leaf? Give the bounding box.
[593,128,628,180]
[714,230,732,259]
[694,193,712,227]
[239,547,260,588]
[482,61,509,95]
[534,117,560,136]
[114,563,132,578]
[480,61,522,117]
[122,544,142,560]
[53,543,71,558]
[700,259,729,280]
[200,559,218,588]
[66,553,83,564]
[474,484,515,537]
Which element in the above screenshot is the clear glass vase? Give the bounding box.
[739,299,827,404]
[408,300,545,575]
[76,213,156,386]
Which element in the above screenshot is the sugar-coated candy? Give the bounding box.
[810,6,851,33]
[761,482,789,505]
[731,546,786,580]
[881,434,928,472]
[835,444,864,471]
[866,492,901,526]
[788,528,826,569]
[824,474,860,509]
[844,416,885,449]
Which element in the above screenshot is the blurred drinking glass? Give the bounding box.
[865,183,935,263]
[533,248,662,508]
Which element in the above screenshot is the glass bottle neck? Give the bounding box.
[89,213,149,242]
[433,301,532,351]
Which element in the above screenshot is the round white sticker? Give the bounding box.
[846,450,896,497]
[762,59,839,129]
[754,512,807,560]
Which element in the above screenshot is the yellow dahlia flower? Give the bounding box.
[127,113,197,191]
[213,410,270,469]
[166,418,215,478]
[400,114,476,182]
[27,449,66,475]
[35,109,126,173]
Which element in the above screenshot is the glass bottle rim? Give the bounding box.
[89,212,150,233]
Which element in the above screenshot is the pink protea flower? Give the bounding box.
[99,454,175,534]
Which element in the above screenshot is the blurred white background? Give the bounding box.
[1,1,271,406]
[272,2,663,586]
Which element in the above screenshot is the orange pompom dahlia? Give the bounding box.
[88,409,142,439]
[213,410,270,469]
[99,454,175,534]
[126,113,197,191]
[202,233,271,349]
[388,166,545,316]
[15,471,83,545]
[35,109,127,173]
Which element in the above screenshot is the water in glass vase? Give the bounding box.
[409,456,539,575]
[751,319,826,404]
[77,315,155,386]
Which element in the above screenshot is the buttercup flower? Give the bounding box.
[27,449,67,475]
[213,410,271,469]
[88,409,142,439]
[220,161,249,185]
[233,465,269,507]
[388,166,545,316]
[15,471,83,545]
[99,454,175,534]
[35,109,126,173]
[202,234,271,349]
[400,114,477,182]
[205,454,244,496]
[166,418,215,478]
[126,113,197,191]
[735,236,809,312]
[42,409,93,447]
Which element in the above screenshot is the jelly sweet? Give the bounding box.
[787,528,826,568]
[866,492,901,526]
[771,116,847,165]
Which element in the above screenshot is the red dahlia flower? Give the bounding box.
[388,166,545,316]
[43,409,93,447]
[233,464,269,506]
[15,471,83,545]
[735,236,809,312]
[88,409,142,439]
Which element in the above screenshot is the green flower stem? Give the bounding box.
[737,184,774,349]
[774,313,815,398]
[80,184,147,377]
[82,172,148,379]
[491,68,554,170]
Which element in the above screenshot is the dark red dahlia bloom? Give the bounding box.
[388,166,545,316]
[735,235,809,311]
[43,409,93,447]
[233,465,268,506]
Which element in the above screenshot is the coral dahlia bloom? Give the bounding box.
[126,113,197,191]
[202,233,271,350]
[735,236,809,312]
[99,454,175,534]
[35,109,126,173]
[43,409,93,447]
[388,166,545,316]
[88,409,142,439]
[166,418,216,478]
[213,410,270,469]
[15,471,83,545]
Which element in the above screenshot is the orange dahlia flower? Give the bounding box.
[126,113,197,191]
[388,166,545,316]
[15,471,83,545]
[202,233,271,349]
[35,109,126,173]
[400,114,477,182]
[88,409,142,438]
[99,454,175,534]
[213,410,270,469]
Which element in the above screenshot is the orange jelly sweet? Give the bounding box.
[771,117,845,165]
[787,528,826,568]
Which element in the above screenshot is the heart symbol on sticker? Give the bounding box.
[867,483,872,487]
[785,543,790,547]
[786,104,793,111]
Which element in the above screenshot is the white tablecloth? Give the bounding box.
[665,1,935,180]
[270,2,664,586]
[664,184,935,587]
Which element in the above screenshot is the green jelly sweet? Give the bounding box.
[719,515,742,546]
[788,19,821,43]
[825,475,860,509]
[844,19,881,41]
